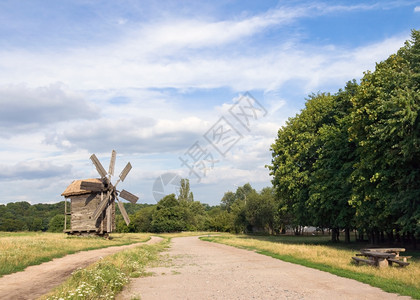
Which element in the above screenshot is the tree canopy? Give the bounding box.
[268,30,420,244]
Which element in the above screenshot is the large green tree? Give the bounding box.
[269,92,336,233]
[150,194,187,232]
[245,187,277,234]
[308,81,358,242]
[349,30,420,243]
[220,191,236,212]
[178,178,194,203]
[269,30,420,244]
[206,206,233,232]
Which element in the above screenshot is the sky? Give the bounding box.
[0,0,419,206]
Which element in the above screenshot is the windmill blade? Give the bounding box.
[109,150,116,176]
[119,189,139,204]
[90,154,107,178]
[92,191,111,220]
[117,197,130,226]
[80,181,104,192]
[119,162,132,182]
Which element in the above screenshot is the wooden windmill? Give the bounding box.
[61,150,139,236]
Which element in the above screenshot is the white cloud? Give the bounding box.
[0,176,71,204]
[0,33,407,94]
[0,83,98,136]
[299,34,408,92]
[202,165,270,185]
[414,6,420,12]
[0,161,71,180]
[44,114,210,154]
[0,3,408,92]
[138,8,304,50]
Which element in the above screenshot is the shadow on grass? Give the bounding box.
[229,234,420,259]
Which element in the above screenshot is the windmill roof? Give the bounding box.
[61,178,102,197]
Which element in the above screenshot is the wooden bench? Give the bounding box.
[398,256,412,262]
[387,258,410,267]
[352,257,376,266]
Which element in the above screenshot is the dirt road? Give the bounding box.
[117,236,410,300]
[0,236,162,300]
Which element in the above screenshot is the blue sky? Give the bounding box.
[0,0,419,206]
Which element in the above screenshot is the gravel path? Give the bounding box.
[117,236,410,300]
[0,236,162,300]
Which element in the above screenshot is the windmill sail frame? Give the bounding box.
[61,150,139,236]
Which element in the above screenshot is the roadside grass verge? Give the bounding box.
[201,234,420,299]
[0,232,150,277]
[41,238,170,300]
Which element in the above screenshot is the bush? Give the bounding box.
[47,215,65,232]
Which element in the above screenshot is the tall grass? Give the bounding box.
[0,232,150,277]
[201,235,420,299]
[42,238,169,300]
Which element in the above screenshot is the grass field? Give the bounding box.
[0,232,150,277]
[201,234,420,299]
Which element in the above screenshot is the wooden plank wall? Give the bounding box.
[70,193,116,232]
[70,194,101,231]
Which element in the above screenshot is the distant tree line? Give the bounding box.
[0,201,65,232]
[0,181,277,235]
[0,200,149,233]
[118,182,278,235]
[268,30,420,246]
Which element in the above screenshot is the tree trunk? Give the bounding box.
[331,229,337,242]
[380,231,385,243]
[368,231,373,244]
[345,228,350,243]
[395,231,401,243]
[386,231,394,244]
[331,228,339,242]
[374,230,380,245]
[357,229,364,242]
[402,232,407,248]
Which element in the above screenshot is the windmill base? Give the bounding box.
[64,229,110,238]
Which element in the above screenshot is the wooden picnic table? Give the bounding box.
[362,248,405,255]
[352,248,410,268]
